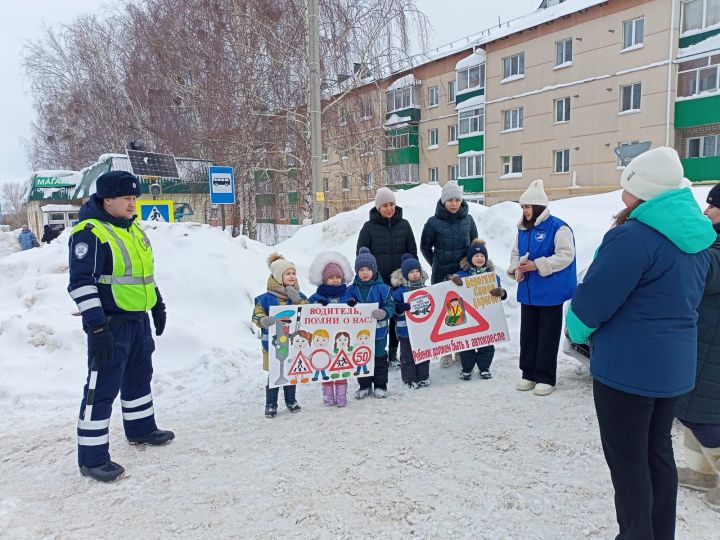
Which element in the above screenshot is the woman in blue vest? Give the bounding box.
[566,147,716,538]
[507,179,576,396]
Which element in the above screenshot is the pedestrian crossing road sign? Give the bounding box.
[136,200,175,223]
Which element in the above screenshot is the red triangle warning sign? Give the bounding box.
[329,349,354,371]
[288,352,312,375]
[430,290,490,342]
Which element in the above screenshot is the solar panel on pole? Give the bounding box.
[126,150,180,178]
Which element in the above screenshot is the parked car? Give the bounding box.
[563,269,589,367]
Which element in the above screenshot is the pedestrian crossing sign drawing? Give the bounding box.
[136,200,175,223]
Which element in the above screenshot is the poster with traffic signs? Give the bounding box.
[136,200,175,222]
[267,303,377,388]
[209,165,235,204]
[403,273,510,364]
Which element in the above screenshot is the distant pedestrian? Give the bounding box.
[41,224,60,244]
[18,224,38,250]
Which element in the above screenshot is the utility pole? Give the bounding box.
[308,0,323,223]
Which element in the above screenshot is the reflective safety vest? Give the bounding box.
[71,218,157,312]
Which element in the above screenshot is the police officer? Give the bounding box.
[68,171,173,482]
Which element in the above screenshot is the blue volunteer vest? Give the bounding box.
[517,216,576,306]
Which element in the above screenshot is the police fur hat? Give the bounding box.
[95,171,141,199]
[707,184,720,207]
[267,252,296,284]
[308,251,353,286]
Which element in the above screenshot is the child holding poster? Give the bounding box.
[348,247,396,399]
[391,253,430,389]
[253,253,308,418]
[451,240,507,380]
[308,251,355,408]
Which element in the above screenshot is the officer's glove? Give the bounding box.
[89,324,114,370]
[450,274,464,286]
[490,287,506,298]
[285,286,303,304]
[151,299,167,336]
[347,298,358,307]
[371,309,386,320]
[260,316,276,328]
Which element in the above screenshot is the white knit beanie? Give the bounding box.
[374,187,396,209]
[519,179,549,206]
[620,147,689,201]
[441,181,464,203]
[267,253,296,284]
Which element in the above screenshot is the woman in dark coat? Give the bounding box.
[567,148,717,538]
[356,187,417,367]
[675,183,720,512]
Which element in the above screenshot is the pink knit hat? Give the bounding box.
[322,262,344,283]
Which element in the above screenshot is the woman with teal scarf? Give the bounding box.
[566,148,716,540]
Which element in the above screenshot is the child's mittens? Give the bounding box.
[371,309,386,320]
[490,287,506,297]
[347,298,358,307]
[396,302,411,314]
[450,274,463,286]
[317,299,329,306]
[259,316,276,328]
[285,286,303,304]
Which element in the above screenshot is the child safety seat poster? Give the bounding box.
[267,304,377,388]
[403,273,510,363]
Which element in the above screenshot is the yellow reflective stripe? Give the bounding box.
[98,222,133,276]
[98,275,155,285]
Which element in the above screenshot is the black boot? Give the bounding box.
[79,461,125,482]
[265,404,278,418]
[127,429,175,446]
[286,402,301,413]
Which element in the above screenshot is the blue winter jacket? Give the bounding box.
[308,284,354,305]
[253,278,308,353]
[566,188,716,398]
[18,229,37,250]
[347,274,395,343]
[390,268,429,340]
[516,215,577,306]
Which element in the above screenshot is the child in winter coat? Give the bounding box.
[451,240,506,380]
[391,253,430,389]
[348,247,395,399]
[252,253,308,418]
[308,251,355,408]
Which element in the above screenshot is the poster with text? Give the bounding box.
[403,273,510,363]
[268,303,377,388]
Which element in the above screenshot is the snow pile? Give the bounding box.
[387,73,420,91]
[0,185,716,538]
[0,229,20,259]
[455,49,486,71]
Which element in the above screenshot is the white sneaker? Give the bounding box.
[533,383,555,396]
[516,378,536,391]
[374,388,388,399]
[354,388,372,400]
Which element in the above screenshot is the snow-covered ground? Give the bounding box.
[0,185,715,538]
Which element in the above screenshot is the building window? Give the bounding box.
[362,172,375,189]
[501,155,523,176]
[387,131,410,149]
[448,80,456,103]
[360,99,373,119]
[457,64,485,92]
[429,167,439,183]
[428,85,439,107]
[448,164,458,181]
[682,0,720,35]
[459,154,484,178]
[385,164,420,185]
[428,128,439,147]
[322,147,329,162]
[361,141,373,156]
[448,124,458,143]
[554,149,570,173]
[340,146,349,159]
[554,97,571,123]
[502,52,525,80]
[555,38,573,67]
[340,106,348,126]
[386,86,416,112]
[341,175,349,190]
[323,177,329,192]
[502,107,524,131]
[688,135,720,157]
[620,83,642,112]
[622,17,645,50]
[459,107,485,136]
[678,56,720,97]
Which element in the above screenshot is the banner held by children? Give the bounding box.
[403,273,510,364]
[268,303,377,388]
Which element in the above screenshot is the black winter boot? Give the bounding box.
[127,429,175,446]
[80,461,125,482]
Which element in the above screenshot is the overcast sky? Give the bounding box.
[0,0,540,192]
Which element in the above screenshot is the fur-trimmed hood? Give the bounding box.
[390,267,429,288]
[458,257,496,273]
[308,251,353,286]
